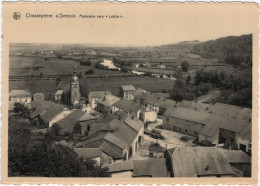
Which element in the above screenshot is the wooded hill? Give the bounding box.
[192,34,252,68]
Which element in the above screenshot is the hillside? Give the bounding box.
[192,34,252,68]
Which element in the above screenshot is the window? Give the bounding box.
[249,143,252,148]
[185,129,187,133]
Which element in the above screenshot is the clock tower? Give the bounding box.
[70,71,81,106]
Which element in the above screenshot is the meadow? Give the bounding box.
[10,76,174,99]
[9,56,128,77]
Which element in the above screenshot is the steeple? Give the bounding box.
[70,71,81,107]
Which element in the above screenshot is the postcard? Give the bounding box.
[2,2,259,185]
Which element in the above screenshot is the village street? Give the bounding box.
[131,119,196,160]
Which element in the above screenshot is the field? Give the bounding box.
[10,76,174,99]
[9,56,128,77]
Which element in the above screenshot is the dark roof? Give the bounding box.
[56,110,85,133]
[124,116,144,132]
[74,148,102,159]
[219,149,251,164]
[39,104,64,123]
[133,159,168,177]
[107,159,168,177]
[30,100,55,119]
[131,88,147,97]
[113,99,141,113]
[209,103,247,119]
[171,147,235,177]
[176,100,210,112]
[142,93,176,108]
[163,107,210,124]
[121,85,136,91]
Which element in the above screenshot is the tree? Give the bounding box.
[55,77,61,86]
[85,69,95,75]
[181,61,189,72]
[73,122,81,134]
[14,102,29,117]
[186,74,191,84]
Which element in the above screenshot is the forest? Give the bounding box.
[8,108,110,177]
[192,34,252,68]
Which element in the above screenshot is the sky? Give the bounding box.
[3,2,258,46]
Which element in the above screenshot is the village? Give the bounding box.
[9,69,252,177]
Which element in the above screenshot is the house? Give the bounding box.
[198,114,251,151]
[219,149,251,177]
[55,110,86,135]
[158,63,166,69]
[112,98,141,118]
[140,93,176,115]
[107,159,168,177]
[29,100,56,119]
[208,102,252,121]
[119,85,136,100]
[78,112,99,135]
[162,107,209,136]
[54,90,63,102]
[96,94,121,114]
[74,148,112,165]
[149,143,166,158]
[33,93,45,101]
[165,147,239,177]
[135,63,140,68]
[9,90,32,104]
[143,62,151,68]
[75,116,144,162]
[127,88,147,101]
[88,91,112,109]
[139,105,157,123]
[49,109,73,128]
[38,104,65,127]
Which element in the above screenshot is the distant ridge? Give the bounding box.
[177,40,201,44]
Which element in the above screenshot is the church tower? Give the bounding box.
[70,71,81,106]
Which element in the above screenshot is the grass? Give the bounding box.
[9,76,174,99]
[9,56,128,77]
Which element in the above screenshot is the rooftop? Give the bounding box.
[97,95,121,107]
[56,110,85,133]
[113,98,141,113]
[121,85,136,91]
[10,90,31,97]
[171,147,235,177]
[73,148,102,159]
[88,91,112,101]
[107,159,168,177]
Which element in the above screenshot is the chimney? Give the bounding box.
[131,115,134,120]
[103,96,106,101]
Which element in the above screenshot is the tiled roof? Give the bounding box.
[97,95,121,107]
[209,103,246,119]
[142,93,176,109]
[113,99,141,113]
[10,90,31,97]
[121,85,136,91]
[88,91,112,102]
[108,159,168,177]
[56,110,85,133]
[74,148,102,159]
[131,88,147,97]
[163,107,210,124]
[30,100,55,119]
[124,116,144,132]
[171,147,235,177]
[176,100,210,112]
[219,149,251,164]
[104,133,127,149]
[39,104,64,123]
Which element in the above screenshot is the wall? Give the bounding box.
[237,136,251,154]
[142,110,157,123]
[219,128,238,149]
